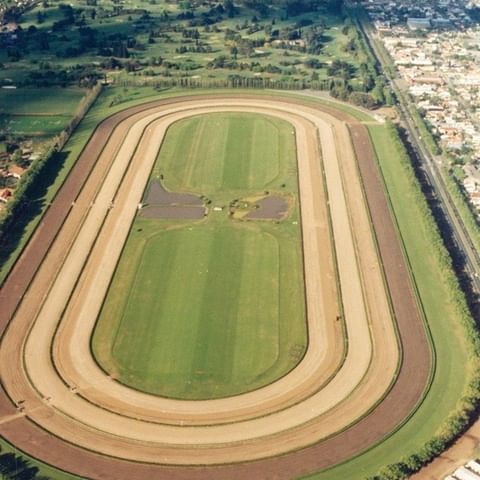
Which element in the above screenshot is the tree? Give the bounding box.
[223,0,235,17]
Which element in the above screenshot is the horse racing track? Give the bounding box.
[0,94,431,479]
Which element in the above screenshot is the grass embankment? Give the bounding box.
[442,168,480,254]
[92,112,307,399]
[306,123,478,479]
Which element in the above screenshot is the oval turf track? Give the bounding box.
[0,94,431,479]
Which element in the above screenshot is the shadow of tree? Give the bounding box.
[0,150,69,274]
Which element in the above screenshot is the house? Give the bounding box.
[0,188,12,203]
[7,164,26,179]
[464,177,477,193]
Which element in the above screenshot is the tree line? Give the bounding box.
[0,85,102,277]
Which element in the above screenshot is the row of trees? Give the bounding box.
[112,74,338,91]
[0,84,102,267]
[0,450,49,480]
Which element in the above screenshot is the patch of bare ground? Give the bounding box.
[245,196,289,220]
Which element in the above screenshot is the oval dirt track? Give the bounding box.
[0,94,431,479]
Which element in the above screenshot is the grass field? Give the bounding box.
[0,87,85,137]
[0,115,71,135]
[305,124,471,479]
[154,112,296,195]
[0,88,84,115]
[92,112,307,399]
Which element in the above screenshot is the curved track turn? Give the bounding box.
[0,94,431,479]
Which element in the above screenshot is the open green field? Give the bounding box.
[92,112,307,399]
[154,112,296,195]
[0,87,85,136]
[0,88,84,114]
[0,115,70,135]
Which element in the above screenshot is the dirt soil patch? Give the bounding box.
[143,181,203,206]
[245,196,289,220]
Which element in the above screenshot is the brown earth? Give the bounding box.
[245,195,289,220]
[0,94,431,479]
[143,180,204,206]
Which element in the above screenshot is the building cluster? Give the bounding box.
[0,0,38,23]
[445,459,480,480]
[363,0,480,211]
[0,142,40,209]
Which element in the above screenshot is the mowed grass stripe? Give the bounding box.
[93,112,307,400]
[105,226,285,399]
[232,229,280,383]
[154,113,289,195]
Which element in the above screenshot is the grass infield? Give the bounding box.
[92,112,307,400]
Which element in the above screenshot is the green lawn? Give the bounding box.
[92,112,307,399]
[155,112,295,195]
[0,114,71,135]
[0,88,84,114]
[305,124,471,479]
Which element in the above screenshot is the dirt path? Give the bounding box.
[0,95,430,479]
[411,423,480,479]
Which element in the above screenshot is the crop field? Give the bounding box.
[0,114,71,135]
[0,91,475,480]
[93,113,307,399]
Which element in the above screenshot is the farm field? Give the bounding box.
[0,88,84,114]
[93,112,307,399]
[0,91,476,480]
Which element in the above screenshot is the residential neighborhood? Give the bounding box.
[362,0,480,214]
[0,140,40,210]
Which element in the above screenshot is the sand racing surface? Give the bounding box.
[0,94,431,479]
